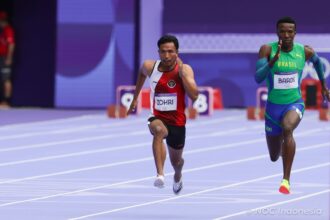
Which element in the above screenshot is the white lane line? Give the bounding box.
[0,109,317,132]
[0,135,264,184]
[0,141,266,185]
[68,162,330,220]
[0,113,321,153]
[0,115,245,152]
[0,129,328,186]
[0,115,244,141]
[0,126,322,169]
[0,114,105,130]
[0,126,262,167]
[189,115,245,126]
[0,115,325,162]
[212,189,330,220]
[0,118,146,141]
[0,131,148,153]
[0,122,256,154]
[0,142,328,207]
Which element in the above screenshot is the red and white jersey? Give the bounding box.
[149,60,186,126]
[0,25,15,57]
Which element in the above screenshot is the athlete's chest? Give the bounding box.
[151,71,181,92]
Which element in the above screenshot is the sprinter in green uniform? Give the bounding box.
[255,17,330,194]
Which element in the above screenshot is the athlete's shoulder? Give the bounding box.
[258,44,272,58]
[141,60,157,76]
[303,45,315,60]
[294,42,304,48]
[182,63,193,71]
[142,60,157,69]
[268,41,278,47]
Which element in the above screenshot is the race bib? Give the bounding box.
[274,72,298,89]
[154,93,177,111]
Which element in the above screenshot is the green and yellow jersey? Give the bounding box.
[267,42,306,104]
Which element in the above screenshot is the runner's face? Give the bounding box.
[277,23,296,49]
[158,42,178,67]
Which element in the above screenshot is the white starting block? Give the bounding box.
[187,86,214,119]
[107,85,141,118]
[247,87,267,120]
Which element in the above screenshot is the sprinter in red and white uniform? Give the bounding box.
[0,11,15,107]
[127,35,198,194]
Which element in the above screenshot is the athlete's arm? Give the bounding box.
[127,60,153,115]
[177,58,198,101]
[305,45,330,102]
[255,41,282,83]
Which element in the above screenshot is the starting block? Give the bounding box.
[247,106,265,120]
[213,88,223,110]
[107,85,141,118]
[186,86,214,119]
[141,88,151,109]
[319,102,330,121]
[107,105,127,118]
[247,87,267,120]
[301,79,323,109]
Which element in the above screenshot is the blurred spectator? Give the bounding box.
[0,11,15,107]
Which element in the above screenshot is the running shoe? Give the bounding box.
[279,179,290,194]
[173,178,183,194]
[154,175,165,188]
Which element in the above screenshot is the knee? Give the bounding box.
[282,126,293,137]
[170,160,178,168]
[153,126,167,138]
[170,158,184,168]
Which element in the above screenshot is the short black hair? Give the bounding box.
[157,35,179,50]
[276,16,296,29]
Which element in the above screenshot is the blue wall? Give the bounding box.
[7,0,330,108]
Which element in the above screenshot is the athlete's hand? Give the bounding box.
[177,57,185,78]
[268,40,282,67]
[322,87,330,102]
[127,99,137,115]
[274,40,282,61]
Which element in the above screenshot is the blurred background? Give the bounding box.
[0,0,329,109]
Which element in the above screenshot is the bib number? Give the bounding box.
[155,93,177,111]
[274,73,298,89]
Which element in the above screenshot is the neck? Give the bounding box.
[281,44,294,52]
[159,61,176,72]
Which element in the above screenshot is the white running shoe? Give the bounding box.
[154,175,165,188]
[173,178,183,194]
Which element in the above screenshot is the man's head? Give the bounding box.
[157,35,179,68]
[157,35,179,50]
[276,17,296,30]
[276,17,296,50]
